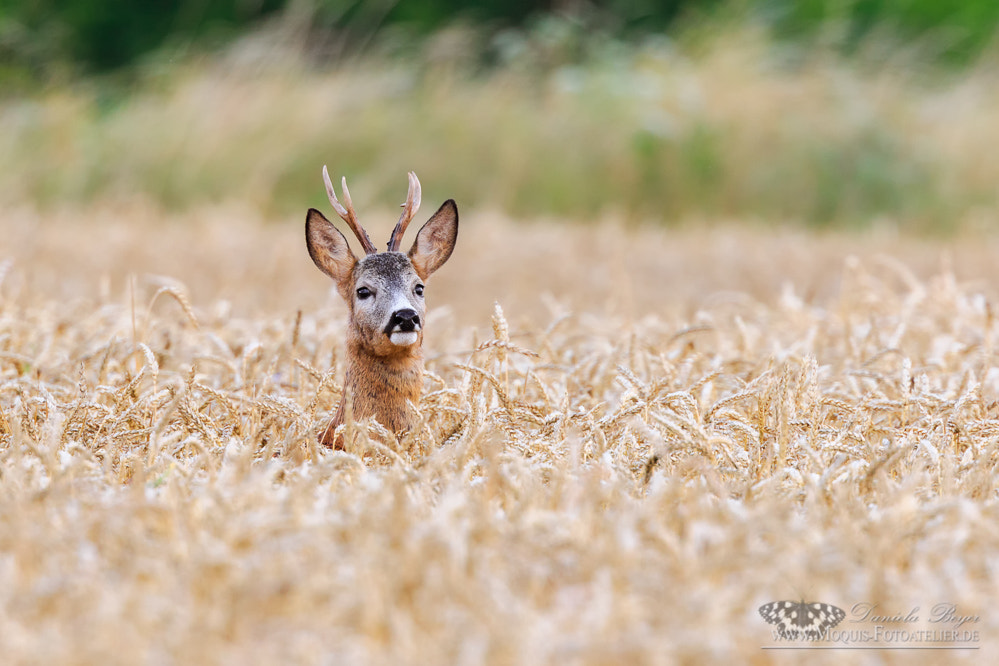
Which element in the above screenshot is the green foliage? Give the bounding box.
[0,0,284,74]
[2,2,998,230]
[2,44,988,232]
[0,0,719,76]
[308,0,719,34]
[2,0,998,77]
[764,0,999,64]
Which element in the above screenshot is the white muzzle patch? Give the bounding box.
[390,331,419,346]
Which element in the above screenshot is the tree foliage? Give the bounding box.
[1,0,997,76]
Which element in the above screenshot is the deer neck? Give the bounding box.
[343,335,424,434]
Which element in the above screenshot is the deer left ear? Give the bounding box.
[408,200,458,279]
[306,208,358,298]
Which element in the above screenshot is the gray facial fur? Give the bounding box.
[350,252,425,353]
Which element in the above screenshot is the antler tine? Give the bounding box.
[387,171,422,252]
[322,165,377,255]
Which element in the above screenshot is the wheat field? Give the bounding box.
[1,203,997,664]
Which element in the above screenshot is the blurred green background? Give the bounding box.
[2,0,999,230]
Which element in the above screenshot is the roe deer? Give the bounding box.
[305,166,458,448]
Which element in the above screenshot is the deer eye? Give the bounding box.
[414,284,424,297]
[356,286,373,300]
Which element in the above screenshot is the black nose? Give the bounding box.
[388,308,420,332]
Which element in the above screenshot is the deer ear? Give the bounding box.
[306,208,357,292]
[408,200,458,280]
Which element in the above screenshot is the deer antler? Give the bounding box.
[323,165,377,255]
[386,171,422,252]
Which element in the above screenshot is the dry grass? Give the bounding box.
[1,205,998,663]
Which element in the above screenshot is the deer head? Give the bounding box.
[305,167,458,357]
[305,167,458,446]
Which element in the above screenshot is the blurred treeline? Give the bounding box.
[2,1,999,230]
[3,0,998,77]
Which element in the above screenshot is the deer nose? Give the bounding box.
[389,308,421,333]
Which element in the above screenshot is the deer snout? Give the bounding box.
[385,308,421,334]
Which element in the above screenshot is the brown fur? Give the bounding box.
[320,338,424,447]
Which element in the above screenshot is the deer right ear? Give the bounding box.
[408,200,458,280]
[306,208,357,291]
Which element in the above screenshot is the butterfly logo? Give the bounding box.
[759,600,846,640]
